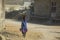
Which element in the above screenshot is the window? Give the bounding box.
[51,0,56,13]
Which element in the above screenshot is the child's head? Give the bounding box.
[22,15,26,20]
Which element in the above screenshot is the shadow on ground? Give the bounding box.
[6,17,60,26]
[28,18,60,26]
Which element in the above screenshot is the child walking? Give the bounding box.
[20,15,27,37]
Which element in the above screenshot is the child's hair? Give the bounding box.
[22,15,26,20]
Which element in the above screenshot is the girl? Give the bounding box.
[20,15,27,37]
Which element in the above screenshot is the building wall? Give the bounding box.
[56,0,60,16]
[34,0,50,17]
[24,0,31,2]
[34,0,60,17]
[5,0,24,5]
[5,0,33,5]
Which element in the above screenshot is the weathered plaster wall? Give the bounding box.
[34,0,60,17]
[34,0,50,17]
[56,0,60,16]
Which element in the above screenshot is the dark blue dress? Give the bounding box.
[21,19,27,33]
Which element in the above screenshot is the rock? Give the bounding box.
[0,34,6,40]
[0,36,2,40]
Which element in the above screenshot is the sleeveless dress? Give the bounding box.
[20,20,27,33]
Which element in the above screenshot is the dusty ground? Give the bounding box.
[0,19,60,40]
[4,19,43,40]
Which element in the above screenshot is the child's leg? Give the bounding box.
[22,31,26,38]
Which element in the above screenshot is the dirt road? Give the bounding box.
[0,19,60,40]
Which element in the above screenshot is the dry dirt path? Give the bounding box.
[0,19,60,40]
